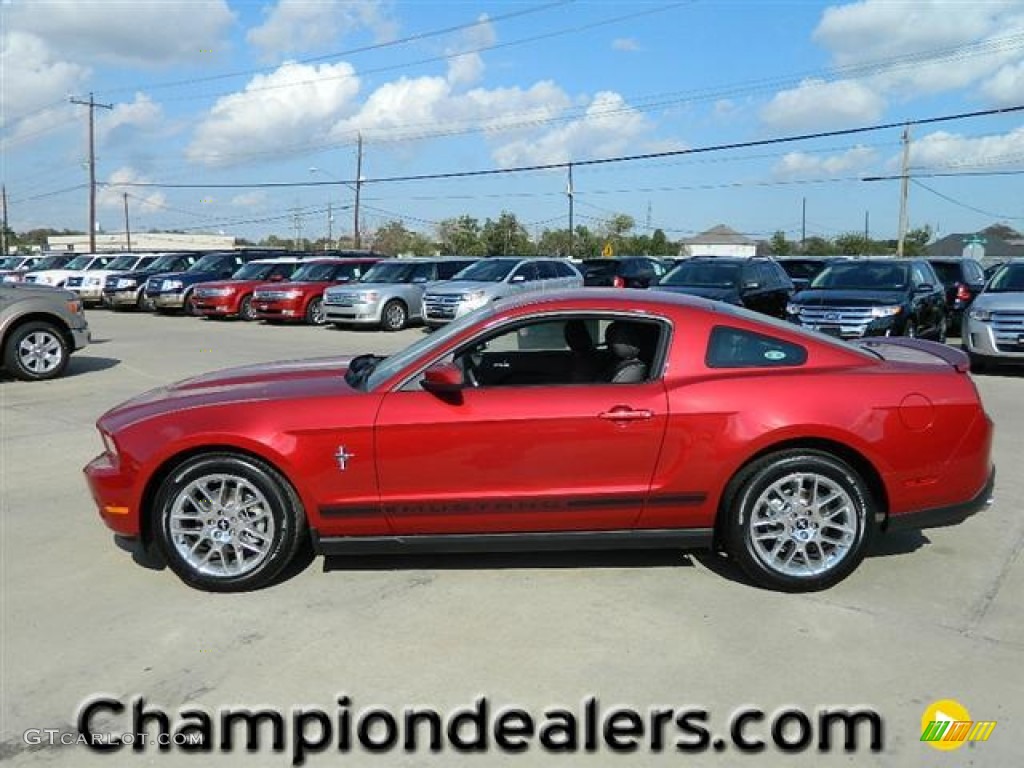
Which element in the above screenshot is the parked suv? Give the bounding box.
[65,253,159,306]
[103,252,201,310]
[24,253,115,288]
[580,256,668,288]
[144,251,261,314]
[1,283,90,380]
[253,258,380,325]
[325,258,479,331]
[192,258,305,321]
[0,255,44,281]
[778,256,847,292]
[2,254,75,284]
[423,257,582,328]
[653,256,794,317]
[786,258,947,340]
[926,257,987,333]
[962,259,1024,371]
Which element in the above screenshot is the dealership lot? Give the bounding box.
[1,310,1021,766]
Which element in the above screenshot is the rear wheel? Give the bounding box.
[152,453,306,591]
[723,450,875,591]
[4,321,70,381]
[305,297,326,326]
[380,300,407,332]
[238,295,256,321]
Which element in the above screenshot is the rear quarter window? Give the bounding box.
[706,326,808,368]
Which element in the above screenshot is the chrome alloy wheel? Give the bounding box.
[18,330,64,375]
[747,472,857,578]
[168,474,276,577]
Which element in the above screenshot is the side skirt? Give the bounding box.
[312,528,715,557]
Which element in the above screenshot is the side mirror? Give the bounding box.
[915,282,934,293]
[421,362,464,396]
[510,274,526,283]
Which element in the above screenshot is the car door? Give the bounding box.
[373,315,670,535]
[507,261,540,296]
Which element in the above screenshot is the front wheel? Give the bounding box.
[238,295,256,321]
[936,316,948,344]
[723,450,875,591]
[152,453,307,591]
[305,297,326,326]
[183,292,199,317]
[137,291,155,312]
[4,321,70,381]
[380,300,407,332]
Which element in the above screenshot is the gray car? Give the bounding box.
[323,258,478,331]
[1,283,91,381]
[423,257,583,328]
[962,258,1024,371]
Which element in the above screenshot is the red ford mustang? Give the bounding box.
[84,291,994,592]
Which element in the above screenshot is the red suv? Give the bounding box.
[191,258,303,321]
[253,258,380,325]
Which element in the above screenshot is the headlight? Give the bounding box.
[968,307,991,322]
[162,279,183,290]
[280,290,303,299]
[870,305,902,318]
[86,277,102,286]
[460,290,489,310]
[785,302,802,316]
[204,287,232,297]
[357,291,380,302]
[116,278,137,288]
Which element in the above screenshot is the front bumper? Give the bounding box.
[69,285,105,302]
[962,317,1024,362]
[887,466,995,532]
[788,315,902,340]
[104,289,141,306]
[153,293,186,309]
[71,325,91,351]
[83,452,141,537]
[323,300,382,325]
[254,298,304,320]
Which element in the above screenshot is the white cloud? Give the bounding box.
[97,94,163,144]
[981,61,1024,105]
[5,1,235,66]
[612,38,641,52]
[248,0,397,58]
[99,168,166,214]
[713,99,737,119]
[0,31,87,148]
[774,146,878,179]
[446,15,497,88]
[761,78,886,131]
[908,127,1024,171]
[492,91,651,167]
[232,192,268,208]
[187,61,362,166]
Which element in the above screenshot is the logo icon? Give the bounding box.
[920,699,996,751]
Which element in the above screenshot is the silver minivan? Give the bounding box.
[423,257,583,328]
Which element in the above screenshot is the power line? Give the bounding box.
[911,179,1024,221]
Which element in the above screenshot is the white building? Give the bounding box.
[47,232,237,253]
[679,225,757,258]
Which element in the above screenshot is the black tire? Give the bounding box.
[905,322,917,339]
[183,291,199,317]
[305,297,326,326]
[936,316,948,344]
[722,449,875,592]
[380,300,407,332]
[137,291,155,312]
[968,353,988,374]
[238,294,256,322]
[152,453,307,592]
[3,321,70,381]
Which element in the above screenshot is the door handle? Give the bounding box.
[492,360,510,369]
[599,407,653,421]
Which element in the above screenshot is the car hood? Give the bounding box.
[195,279,262,291]
[427,280,500,294]
[792,289,907,306]
[98,356,361,432]
[256,280,330,291]
[26,269,82,282]
[656,285,739,302]
[4,283,77,300]
[149,270,217,282]
[970,292,1024,311]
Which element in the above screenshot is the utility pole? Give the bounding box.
[800,197,806,250]
[326,201,333,251]
[897,125,911,258]
[123,193,132,252]
[70,93,113,253]
[567,162,574,258]
[353,133,363,250]
[1,184,8,256]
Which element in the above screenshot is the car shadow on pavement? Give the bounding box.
[323,549,694,573]
[115,535,166,571]
[67,355,121,376]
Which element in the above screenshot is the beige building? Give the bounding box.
[47,232,237,253]
[679,224,757,258]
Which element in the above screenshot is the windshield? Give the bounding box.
[106,254,145,270]
[0,257,23,269]
[65,255,94,270]
[986,264,1024,293]
[292,262,342,281]
[358,305,497,391]
[780,260,828,280]
[810,262,909,290]
[29,256,68,270]
[581,260,619,278]
[149,254,188,271]
[232,262,279,280]
[927,262,962,285]
[452,259,518,282]
[189,253,231,272]
[359,262,418,284]
[661,262,740,288]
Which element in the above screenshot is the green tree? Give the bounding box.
[437,216,485,256]
[481,211,533,256]
[769,231,794,256]
[371,220,418,256]
[834,232,872,255]
[902,225,933,256]
[649,228,673,256]
[801,236,834,255]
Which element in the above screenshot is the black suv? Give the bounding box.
[926,257,986,333]
[653,256,794,317]
[786,258,947,340]
[103,252,201,310]
[580,256,668,288]
[778,257,846,292]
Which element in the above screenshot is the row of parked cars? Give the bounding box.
[3,249,1021,374]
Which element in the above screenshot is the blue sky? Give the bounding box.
[2,0,1023,247]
